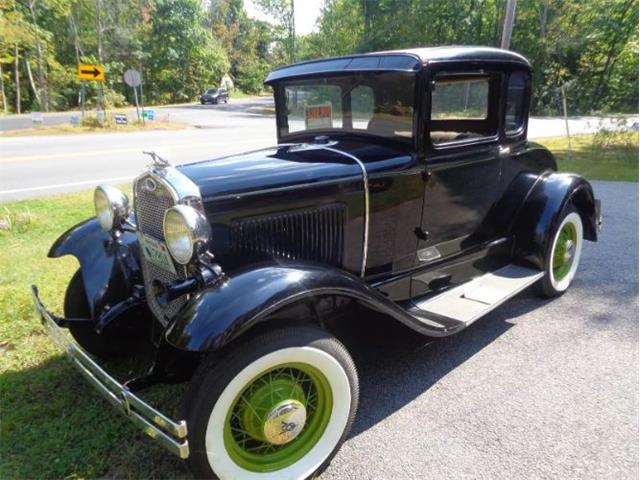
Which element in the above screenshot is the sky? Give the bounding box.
[244,0,324,36]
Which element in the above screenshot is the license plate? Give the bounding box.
[140,234,177,274]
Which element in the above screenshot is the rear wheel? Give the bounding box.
[183,326,358,480]
[536,206,584,298]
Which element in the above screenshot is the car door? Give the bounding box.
[411,68,505,295]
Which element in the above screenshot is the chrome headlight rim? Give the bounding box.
[163,205,211,265]
[94,185,130,231]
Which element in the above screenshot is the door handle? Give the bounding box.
[498,145,511,156]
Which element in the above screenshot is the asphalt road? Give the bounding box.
[320,180,638,480]
[0,99,636,202]
[0,99,275,202]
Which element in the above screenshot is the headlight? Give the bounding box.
[163,205,211,265]
[94,185,130,231]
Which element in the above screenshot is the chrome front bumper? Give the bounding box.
[31,285,189,459]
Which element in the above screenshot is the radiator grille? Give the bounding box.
[230,204,345,266]
[134,174,188,324]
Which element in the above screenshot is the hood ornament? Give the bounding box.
[143,150,171,168]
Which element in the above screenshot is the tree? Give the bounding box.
[209,0,277,93]
[146,0,229,103]
[305,0,639,115]
[255,0,295,63]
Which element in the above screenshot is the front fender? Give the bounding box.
[49,218,141,317]
[512,172,599,269]
[165,264,443,352]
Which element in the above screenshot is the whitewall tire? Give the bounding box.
[183,326,359,480]
[537,207,584,297]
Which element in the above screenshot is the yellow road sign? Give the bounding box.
[77,64,105,81]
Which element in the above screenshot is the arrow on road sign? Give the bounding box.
[77,64,105,81]
[81,67,100,77]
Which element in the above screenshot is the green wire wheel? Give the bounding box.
[183,326,359,480]
[223,363,333,472]
[538,208,584,297]
[552,221,578,282]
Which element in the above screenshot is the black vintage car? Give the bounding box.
[200,87,229,104]
[33,47,601,479]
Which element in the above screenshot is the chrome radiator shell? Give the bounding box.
[133,167,203,324]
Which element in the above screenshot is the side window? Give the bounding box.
[429,74,497,146]
[350,85,374,129]
[505,71,528,135]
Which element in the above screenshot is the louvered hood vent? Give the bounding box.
[230,204,346,266]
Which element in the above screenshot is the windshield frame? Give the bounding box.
[272,71,420,149]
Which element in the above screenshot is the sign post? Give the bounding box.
[80,81,86,118]
[77,63,105,122]
[561,85,573,161]
[123,69,142,122]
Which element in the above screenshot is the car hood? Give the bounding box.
[176,140,415,200]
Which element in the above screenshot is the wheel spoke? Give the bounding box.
[225,363,332,471]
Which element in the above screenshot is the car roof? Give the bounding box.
[264,46,530,84]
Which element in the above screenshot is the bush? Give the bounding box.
[80,114,115,128]
[592,118,639,162]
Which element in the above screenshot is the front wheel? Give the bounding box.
[536,206,584,298]
[183,326,359,480]
[64,270,130,360]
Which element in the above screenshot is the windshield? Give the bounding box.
[278,72,415,143]
[206,89,219,94]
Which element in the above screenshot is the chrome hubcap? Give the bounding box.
[263,399,307,445]
[564,240,575,263]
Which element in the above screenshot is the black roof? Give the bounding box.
[264,46,530,84]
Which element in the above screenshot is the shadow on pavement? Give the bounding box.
[336,290,551,439]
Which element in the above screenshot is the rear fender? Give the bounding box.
[49,218,141,317]
[512,172,599,269]
[165,264,439,352]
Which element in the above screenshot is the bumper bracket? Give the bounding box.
[31,285,190,459]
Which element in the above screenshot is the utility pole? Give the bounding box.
[14,44,20,114]
[290,0,296,64]
[95,0,105,117]
[500,0,517,49]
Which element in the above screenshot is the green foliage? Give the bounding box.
[0,0,637,114]
[209,0,277,93]
[255,0,296,63]
[303,0,639,115]
[146,0,229,103]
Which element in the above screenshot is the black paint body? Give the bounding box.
[49,47,600,365]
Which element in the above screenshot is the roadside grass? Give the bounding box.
[0,190,188,479]
[0,131,636,478]
[0,117,188,138]
[538,131,638,181]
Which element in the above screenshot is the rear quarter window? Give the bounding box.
[505,71,528,135]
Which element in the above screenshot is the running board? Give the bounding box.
[410,264,543,333]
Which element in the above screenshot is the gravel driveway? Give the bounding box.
[322,180,638,480]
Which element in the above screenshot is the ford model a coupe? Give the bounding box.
[33,47,601,479]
